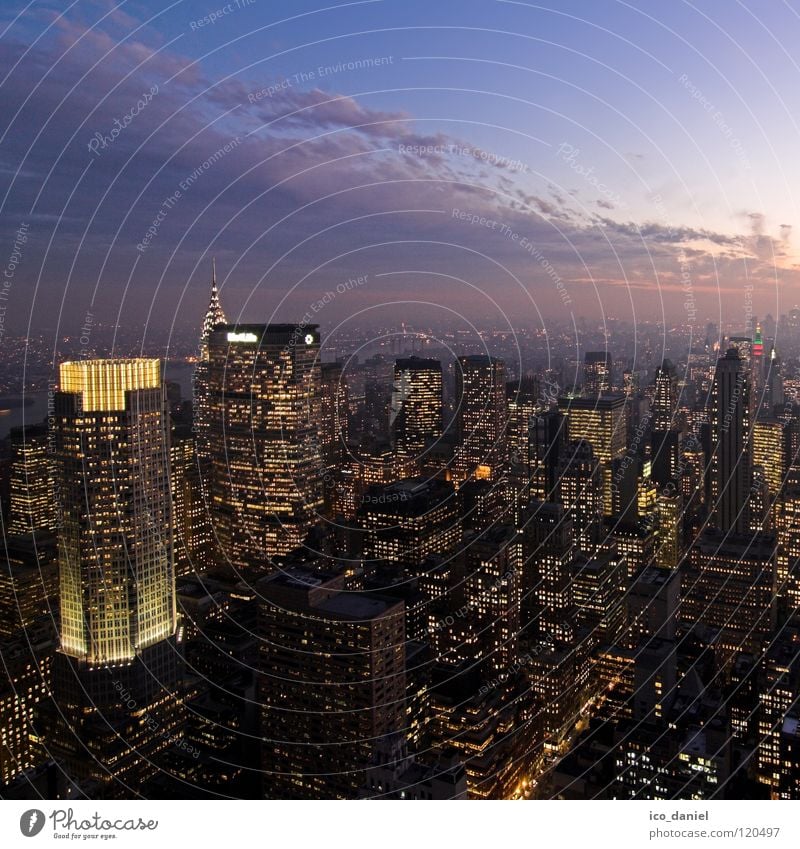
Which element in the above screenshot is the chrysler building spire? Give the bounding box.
[200,258,227,359]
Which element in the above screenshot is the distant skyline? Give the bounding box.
[2,0,800,340]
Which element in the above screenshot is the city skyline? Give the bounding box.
[4,0,800,818]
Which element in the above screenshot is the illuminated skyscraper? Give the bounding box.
[7,424,56,536]
[258,567,406,799]
[584,351,612,394]
[652,360,677,431]
[555,439,603,554]
[319,361,349,467]
[752,418,784,498]
[43,359,181,793]
[708,349,751,533]
[454,355,508,482]
[520,501,575,643]
[203,324,323,568]
[558,394,627,515]
[193,261,227,463]
[391,357,442,460]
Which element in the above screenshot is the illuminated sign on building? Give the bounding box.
[227,332,259,343]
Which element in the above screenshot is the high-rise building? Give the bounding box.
[708,349,751,533]
[258,567,406,799]
[652,360,677,432]
[7,424,56,536]
[391,357,442,460]
[454,355,508,481]
[42,359,182,794]
[752,418,785,498]
[558,393,627,515]
[462,525,522,674]
[555,439,603,554]
[764,347,784,416]
[319,361,349,467]
[359,477,460,578]
[683,530,776,663]
[203,324,323,568]
[193,261,227,463]
[528,409,565,502]
[520,501,575,643]
[584,351,612,394]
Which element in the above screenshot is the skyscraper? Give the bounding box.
[708,348,751,533]
[652,359,677,431]
[193,261,227,463]
[584,351,612,394]
[319,361,349,466]
[390,357,442,459]
[203,324,323,569]
[258,567,406,799]
[454,355,509,482]
[43,359,181,794]
[7,424,56,536]
[558,393,627,515]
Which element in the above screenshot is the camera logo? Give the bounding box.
[19,810,46,837]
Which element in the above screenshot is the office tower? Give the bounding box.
[650,429,683,489]
[775,487,800,617]
[708,349,751,533]
[572,547,627,647]
[558,393,627,515]
[391,357,442,459]
[520,501,575,643]
[258,567,406,799]
[756,634,800,790]
[584,351,612,394]
[625,565,679,649]
[652,360,677,430]
[752,418,784,497]
[359,478,460,578]
[193,262,227,462]
[7,424,56,536]
[170,425,213,576]
[0,625,54,785]
[203,324,323,568]
[529,409,565,502]
[764,347,784,415]
[507,377,539,514]
[462,525,522,674]
[606,516,656,580]
[319,361,349,466]
[555,439,603,554]
[43,359,181,793]
[454,355,508,481]
[0,535,58,638]
[654,490,682,570]
[752,322,765,389]
[683,530,776,663]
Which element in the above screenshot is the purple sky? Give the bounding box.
[1,0,799,345]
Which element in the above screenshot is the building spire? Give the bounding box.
[200,258,227,359]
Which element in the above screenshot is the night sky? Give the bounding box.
[1,0,798,341]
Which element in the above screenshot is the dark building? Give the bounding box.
[258,568,406,799]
